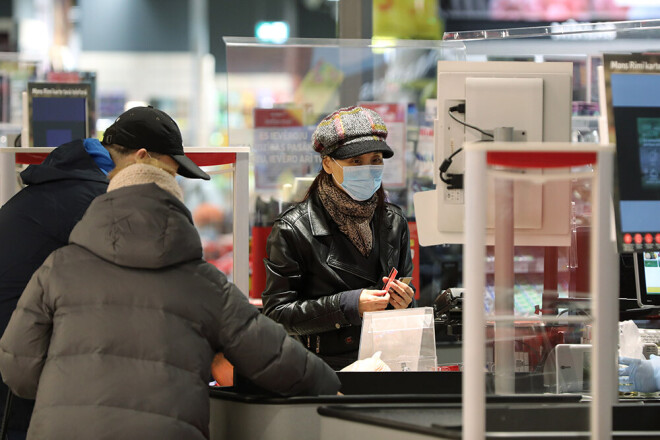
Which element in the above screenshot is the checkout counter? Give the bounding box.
[208,371,583,440]
[209,372,462,440]
[316,401,660,440]
[208,304,644,440]
[209,368,660,440]
[207,250,660,440]
[209,346,660,440]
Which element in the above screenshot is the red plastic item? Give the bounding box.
[408,221,420,299]
[438,365,461,372]
[384,267,398,292]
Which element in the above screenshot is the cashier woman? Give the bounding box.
[262,106,415,370]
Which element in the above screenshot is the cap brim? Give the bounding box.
[330,139,394,160]
[172,154,210,180]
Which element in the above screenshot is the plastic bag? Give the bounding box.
[619,320,644,360]
[341,351,392,372]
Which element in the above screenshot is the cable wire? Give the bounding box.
[439,147,463,185]
[439,106,493,188]
[448,108,494,138]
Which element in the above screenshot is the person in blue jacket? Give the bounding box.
[0,106,209,439]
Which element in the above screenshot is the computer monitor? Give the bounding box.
[634,251,660,308]
[26,82,90,148]
[428,60,573,246]
[603,53,660,254]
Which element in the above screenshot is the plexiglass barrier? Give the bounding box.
[359,307,437,372]
[224,37,465,202]
[462,141,615,440]
[224,37,466,297]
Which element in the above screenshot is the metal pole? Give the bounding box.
[188,0,209,147]
[0,152,16,207]
[338,0,371,39]
[591,150,616,440]
[338,0,371,108]
[463,148,487,440]
[493,128,515,395]
[232,151,250,295]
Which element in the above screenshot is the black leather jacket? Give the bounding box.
[262,192,413,355]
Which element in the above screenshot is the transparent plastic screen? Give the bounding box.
[359,307,436,371]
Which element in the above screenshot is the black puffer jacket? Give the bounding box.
[0,184,340,440]
[262,192,413,358]
[0,139,108,431]
[0,139,108,337]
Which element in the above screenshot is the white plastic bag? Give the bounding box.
[619,320,644,360]
[341,351,391,372]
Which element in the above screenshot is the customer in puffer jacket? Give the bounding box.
[0,159,340,440]
[262,106,415,370]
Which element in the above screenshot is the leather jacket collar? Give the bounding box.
[307,193,395,277]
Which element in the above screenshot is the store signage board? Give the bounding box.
[253,108,319,191]
[27,82,90,148]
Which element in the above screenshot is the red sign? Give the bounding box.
[46,72,82,83]
[254,108,303,128]
[359,102,406,123]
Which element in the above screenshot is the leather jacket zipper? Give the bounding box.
[327,260,378,283]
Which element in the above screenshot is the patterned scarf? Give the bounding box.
[317,175,378,257]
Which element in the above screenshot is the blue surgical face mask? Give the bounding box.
[331,158,384,201]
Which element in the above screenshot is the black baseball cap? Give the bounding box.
[102,106,210,180]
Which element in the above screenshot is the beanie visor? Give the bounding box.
[329,139,394,160]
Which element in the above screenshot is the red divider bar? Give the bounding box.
[487,151,597,168]
[16,151,238,166]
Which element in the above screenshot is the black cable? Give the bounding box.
[447,147,463,161]
[447,107,494,138]
[439,147,465,186]
[438,105,494,189]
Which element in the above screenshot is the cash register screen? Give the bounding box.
[605,54,660,253]
[635,252,660,307]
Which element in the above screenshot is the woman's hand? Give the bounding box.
[358,289,389,316]
[383,277,414,309]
